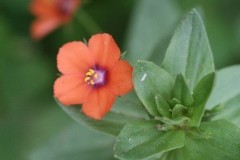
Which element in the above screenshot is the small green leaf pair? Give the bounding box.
[134,60,214,125]
[173,74,194,108]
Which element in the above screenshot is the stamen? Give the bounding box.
[90,80,94,85]
[89,69,94,74]
[86,72,93,76]
[84,68,107,87]
[84,77,90,82]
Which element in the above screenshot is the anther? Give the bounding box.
[84,77,90,82]
[90,80,94,85]
[94,73,98,79]
[84,68,106,86]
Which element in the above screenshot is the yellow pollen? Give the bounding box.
[90,80,94,85]
[84,69,98,85]
[84,77,90,82]
[86,72,93,76]
[89,69,94,74]
[86,69,95,76]
[94,73,98,79]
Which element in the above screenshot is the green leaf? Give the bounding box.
[125,0,180,65]
[171,98,181,106]
[172,104,188,118]
[202,103,223,121]
[155,94,171,118]
[189,72,215,127]
[162,9,215,90]
[112,91,149,119]
[58,101,138,136]
[206,65,240,127]
[173,74,194,107]
[114,120,185,160]
[167,120,240,160]
[207,65,240,108]
[29,124,115,160]
[213,95,240,127]
[133,61,174,116]
[156,116,190,126]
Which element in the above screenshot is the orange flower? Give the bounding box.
[54,33,133,120]
[30,0,80,40]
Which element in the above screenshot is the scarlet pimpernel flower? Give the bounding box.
[54,33,133,120]
[30,0,80,40]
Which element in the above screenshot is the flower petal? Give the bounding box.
[107,60,133,96]
[30,18,62,40]
[57,41,94,74]
[30,0,55,17]
[82,87,116,120]
[30,0,80,19]
[54,74,91,105]
[88,33,120,68]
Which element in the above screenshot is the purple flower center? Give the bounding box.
[84,67,107,87]
[56,0,73,16]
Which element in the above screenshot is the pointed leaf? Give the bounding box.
[168,120,240,160]
[171,98,181,107]
[134,61,174,116]
[162,9,215,90]
[172,104,188,118]
[114,120,185,160]
[155,94,171,118]
[57,101,139,136]
[189,72,215,127]
[156,116,190,126]
[173,74,194,107]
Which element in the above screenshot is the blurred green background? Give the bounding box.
[0,0,240,159]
